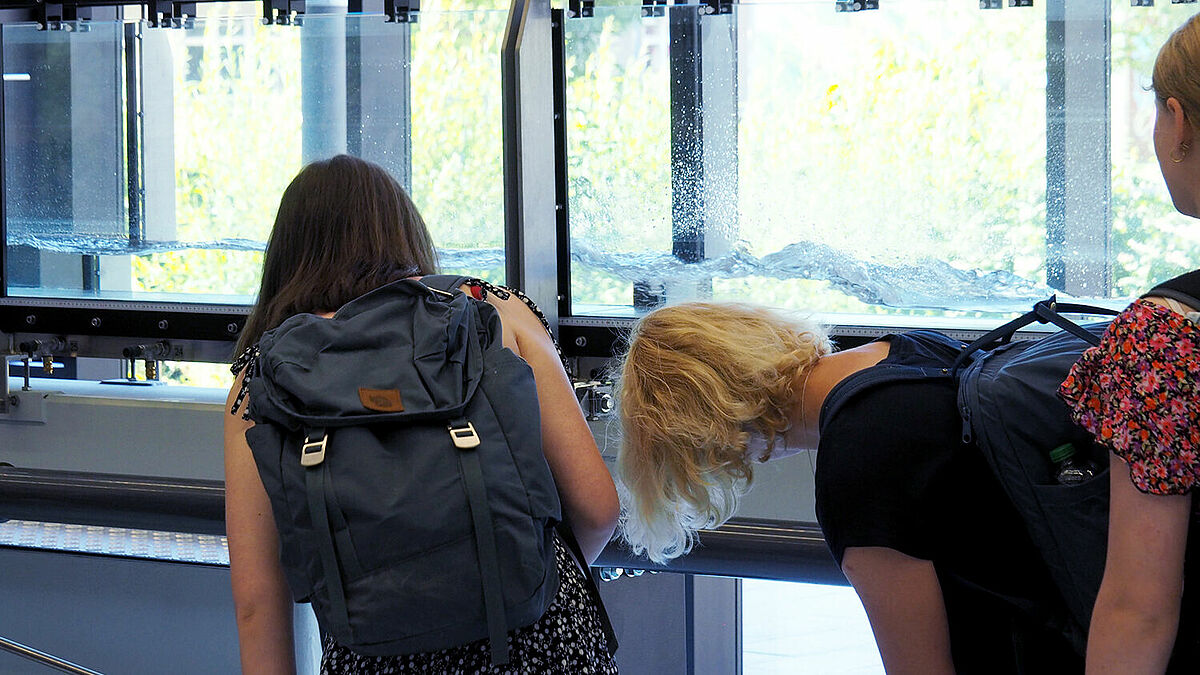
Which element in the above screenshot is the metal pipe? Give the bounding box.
[0,635,104,675]
[0,467,225,536]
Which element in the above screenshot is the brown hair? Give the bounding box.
[236,155,438,355]
[614,302,831,563]
[1153,12,1200,121]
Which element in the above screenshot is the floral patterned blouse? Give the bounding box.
[1059,298,1200,495]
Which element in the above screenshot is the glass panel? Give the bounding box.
[4,22,129,297]
[570,1,1193,327]
[1110,1,1200,296]
[565,5,672,316]
[742,579,882,673]
[4,6,505,304]
[411,7,507,281]
[731,1,1046,324]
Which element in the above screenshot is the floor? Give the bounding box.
[742,580,884,674]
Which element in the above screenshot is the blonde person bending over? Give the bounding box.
[616,302,1080,674]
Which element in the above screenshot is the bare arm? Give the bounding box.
[484,291,619,563]
[1087,453,1191,674]
[224,375,297,674]
[842,546,956,675]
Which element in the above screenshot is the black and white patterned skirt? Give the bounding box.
[320,536,619,674]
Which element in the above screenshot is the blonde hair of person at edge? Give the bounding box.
[1069,11,1200,675]
[616,302,959,675]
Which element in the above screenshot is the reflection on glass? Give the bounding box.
[4,6,505,305]
[566,6,672,314]
[567,1,1200,324]
[4,22,128,297]
[734,2,1046,320]
[1110,1,1200,296]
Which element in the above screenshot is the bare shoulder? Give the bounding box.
[1142,294,1197,314]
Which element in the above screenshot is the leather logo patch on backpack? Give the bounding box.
[359,388,404,412]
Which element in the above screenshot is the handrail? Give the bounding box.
[596,519,846,586]
[0,635,104,675]
[0,467,224,536]
[0,467,845,584]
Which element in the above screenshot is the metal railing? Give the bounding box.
[0,467,224,536]
[0,635,103,675]
[0,466,843,583]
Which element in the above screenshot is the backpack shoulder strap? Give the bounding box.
[953,296,1118,372]
[1146,269,1200,310]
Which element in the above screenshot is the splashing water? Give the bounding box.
[10,232,1077,313]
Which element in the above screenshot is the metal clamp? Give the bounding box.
[701,0,734,16]
[568,0,594,19]
[301,430,328,467]
[642,0,666,18]
[145,1,198,28]
[384,0,419,23]
[448,421,481,449]
[263,0,305,25]
[834,0,878,11]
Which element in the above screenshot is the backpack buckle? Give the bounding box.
[301,430,328,467]
[448,422,481,449]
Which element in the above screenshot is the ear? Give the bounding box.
[1166,97,1194,148]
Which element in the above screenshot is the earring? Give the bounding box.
[1171,143,1190,163]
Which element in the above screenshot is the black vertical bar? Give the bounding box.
[670,5,703,263]
[1045,1,1066,291]
[501,0,526,289]
[81,255,99,291]
[684,573,696,675]
[0,25,6,298]
[124,21,144,248]
[552,9,571,319]
[346,17,362,157]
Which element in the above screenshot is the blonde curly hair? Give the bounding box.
[614,302,831,564]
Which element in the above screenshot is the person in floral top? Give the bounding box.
[1058,12,1200,673]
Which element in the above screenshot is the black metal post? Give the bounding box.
[552,8,571,319]
[1,26,7,299]
[669,5,704,263]
[124,21,144,249]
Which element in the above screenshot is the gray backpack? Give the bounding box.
[245,275,562,663]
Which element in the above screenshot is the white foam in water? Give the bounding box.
[9,231,1121,313]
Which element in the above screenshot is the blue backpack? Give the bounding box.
[954,297,1118,653]
[245,275,573,663]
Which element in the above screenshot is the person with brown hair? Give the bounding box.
[1058,12,1200,673]
[616,302,1079,674]
[224,154,619,674]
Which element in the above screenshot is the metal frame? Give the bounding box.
[0,464,845,583]
[0,1,416,362]
[552,7,572,320]
[502,0,559,330]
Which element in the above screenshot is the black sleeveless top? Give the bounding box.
[815,330,1081,672]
